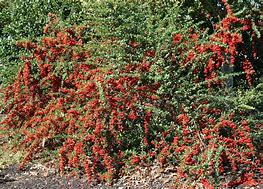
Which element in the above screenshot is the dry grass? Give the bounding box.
[0,136,24,169]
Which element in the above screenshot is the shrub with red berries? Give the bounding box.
[0,0,262,187]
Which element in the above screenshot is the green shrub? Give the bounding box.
[0,0,262,187]
[0,0,85,86]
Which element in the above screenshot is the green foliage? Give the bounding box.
[0,0,262,187]
[1,0,84,37]
[0,0,86,86]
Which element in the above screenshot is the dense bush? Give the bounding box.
[0,0,262,187]
[0,0,85,86]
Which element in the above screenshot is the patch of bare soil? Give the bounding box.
[0,162,262,189]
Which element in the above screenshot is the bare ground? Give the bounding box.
[0,162,262,189]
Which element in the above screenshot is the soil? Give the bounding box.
[0,163,170,189]
[0,163,262,189]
